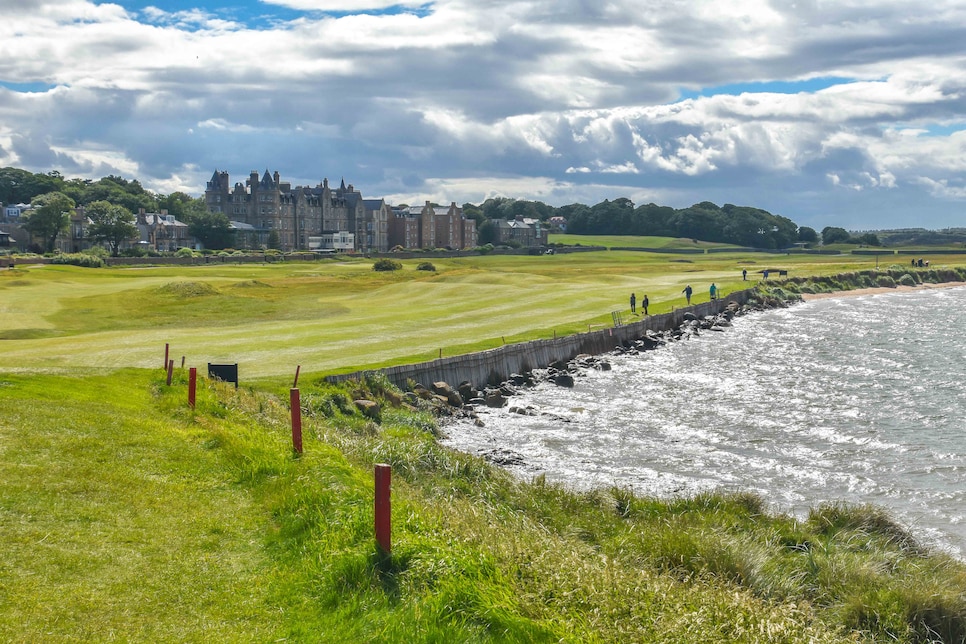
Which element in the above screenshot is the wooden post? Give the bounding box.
[290,388,303,454]
[164,343,169,369]
[374,464,391,553]
[166,359,174,386]
[188,367,197,408]
[181,356,185,369]
[293,365,301,388]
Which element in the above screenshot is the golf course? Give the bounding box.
[3,241,966,642]
[0,242,938,381]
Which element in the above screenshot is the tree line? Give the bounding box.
[0,167,230,254]
[3,166,879,254]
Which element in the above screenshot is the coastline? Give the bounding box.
[800,280,966,301]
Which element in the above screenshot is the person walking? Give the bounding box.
[710,283,717,300]
[630,292,636,314]
[642,294,649,315]
[742,268,747,281]
[683,284,693,305]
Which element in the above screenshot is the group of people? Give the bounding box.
[631,282,718,313]
[913,258,930,267]
[629,292,649,315]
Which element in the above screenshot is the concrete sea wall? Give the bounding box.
[327,288,756,390]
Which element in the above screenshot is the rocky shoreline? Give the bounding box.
[396,295,793,438]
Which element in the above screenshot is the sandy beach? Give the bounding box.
[800,281,966,301]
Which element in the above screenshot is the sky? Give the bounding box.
[2,0,966,231]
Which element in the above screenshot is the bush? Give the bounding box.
[876,275,896,288]
[477,243,495,255]
[372,258,402,272]
[175,247,195,258]
[50,253,104,268]
[83,246,110,259]
[416,262,436,271]
[898,273,917,287]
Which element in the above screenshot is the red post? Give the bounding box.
[164,343,169,369]
[188,367,197,408]
[290,388,303,454]
[374,464,391,553]
[166,359,174,386]
[293,365,301,388]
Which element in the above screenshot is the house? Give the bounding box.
[386,201,477,250]
[495,216,548,247]
[135,209,192,251]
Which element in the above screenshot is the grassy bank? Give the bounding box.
[2,369,965,642]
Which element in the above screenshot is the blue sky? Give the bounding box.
[1,0,966,230]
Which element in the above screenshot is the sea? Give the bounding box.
[442,286,966,557]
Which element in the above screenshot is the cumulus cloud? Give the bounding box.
[1,0,965,228]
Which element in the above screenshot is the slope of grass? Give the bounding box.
[3,370,964,642]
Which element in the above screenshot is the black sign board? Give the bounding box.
[208,363,239,388]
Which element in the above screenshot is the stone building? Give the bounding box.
[388,201,477,250]
[204,170,387,252]
[135,209,192,252]
[495,216,548,247]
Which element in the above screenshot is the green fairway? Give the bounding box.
[2,248,962,382]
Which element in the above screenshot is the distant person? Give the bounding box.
[642,294,649,315]
[763,269,769,280]
[912,258,916,266]
[710,283,717,300]
[742,268,747,281]
[630,293,636,314]
[683,284,693,305]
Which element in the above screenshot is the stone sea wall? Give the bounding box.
[327,288,757,391]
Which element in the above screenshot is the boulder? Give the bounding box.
[354,399,381,420]
[458,381,476,401]
[485,391,507,408]
[432,381,454,396]
[384,390,405,407]
[553,373,575,388]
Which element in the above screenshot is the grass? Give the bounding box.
[5,248,964,382]
[3,245,966,641]
[2,369,964,642]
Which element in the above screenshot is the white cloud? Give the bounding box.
[1,0,966,229]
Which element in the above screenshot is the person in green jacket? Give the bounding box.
[710,283,717,300]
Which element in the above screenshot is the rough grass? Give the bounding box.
[3,370,964,642]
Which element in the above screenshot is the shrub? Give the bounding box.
[373,258,403,272]
[477,243,495,255]
[175,247,195,258]
[876,275,896,288]
[416,262,436,271]
[50,253,104,268]
[83,246,110,259]
[898,273,917,287]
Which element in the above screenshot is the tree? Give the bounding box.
[85,200,138,256]
[184,208,233,250]
[477,219,499,245]
[267,229,281,250]
[798,226,819,244]
[24,192,75,253]
[821,226,851,245]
